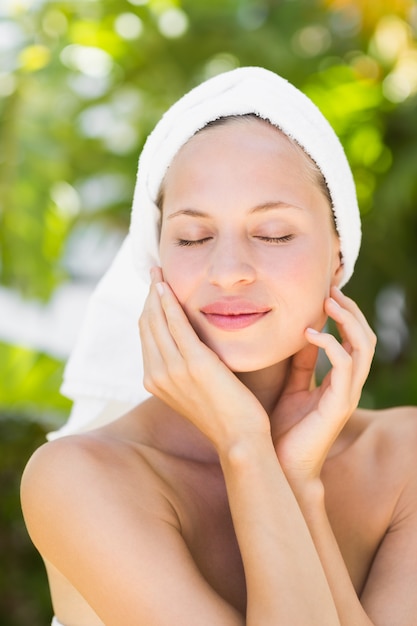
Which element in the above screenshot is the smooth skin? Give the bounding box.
[21,119,417,626]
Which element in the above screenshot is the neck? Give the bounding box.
[141,360,293,464]
[236,360,290,416]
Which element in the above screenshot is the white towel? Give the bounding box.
[48,66,361,440]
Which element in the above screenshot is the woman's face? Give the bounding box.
[159,118,343,372]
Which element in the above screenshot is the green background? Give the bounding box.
[1,0,416,623]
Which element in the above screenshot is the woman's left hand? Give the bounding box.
[272,286,376,488]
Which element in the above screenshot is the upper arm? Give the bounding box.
[360,415,417,625]
[21,437,243,626]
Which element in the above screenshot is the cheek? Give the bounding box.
[293,235,336,286]
[266,242,332,292]
[160,249,195,305]
[265,244,332,328]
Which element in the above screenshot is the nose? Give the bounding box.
[207,236,256,289]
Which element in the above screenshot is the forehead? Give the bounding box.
[170,116,294,163]
[161,117,318,203]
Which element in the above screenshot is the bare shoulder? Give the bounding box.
[22,429,137,496]
[358,404,417,456]
[21,416,243,625]
[349,405,417,489]
[21,426,179,560]
[328,404,417,496]
[357,406,417,621]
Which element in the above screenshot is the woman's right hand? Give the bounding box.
[139,267,269,451]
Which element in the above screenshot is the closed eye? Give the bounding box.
[255,234,294,244]
[176,237,213,247]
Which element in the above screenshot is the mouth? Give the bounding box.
[200,300,271,331]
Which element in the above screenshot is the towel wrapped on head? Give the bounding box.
[49,66,361,440]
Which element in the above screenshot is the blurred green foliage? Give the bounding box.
[1,0,416,623]
[0,341,70,420]
[0,416,51,626]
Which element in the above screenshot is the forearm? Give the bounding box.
[219,434,341,626]
[294,483,375,626]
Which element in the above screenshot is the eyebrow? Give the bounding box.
[166,201,303,220]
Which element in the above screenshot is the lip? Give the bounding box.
[200,300,271,331]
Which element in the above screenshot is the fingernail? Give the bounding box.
[156,282,164,296]
[329,297,341,308]
[306,327,319,334]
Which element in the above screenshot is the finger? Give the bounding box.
[331,286,376,344]
[156,281,208,362]
[149,287,186,360]
[324,296,375,386]
[284,342,319,395]
[305,328,353,411]
[150,265,164,284]
[139,282,182,372]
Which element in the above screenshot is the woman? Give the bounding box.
[21,67,417,625]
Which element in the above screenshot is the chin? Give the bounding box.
[204,337,302,373]
[189,312,322,372]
